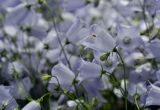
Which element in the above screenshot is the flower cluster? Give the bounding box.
[0,0,160,110]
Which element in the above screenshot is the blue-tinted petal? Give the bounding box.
[49,63,75,90]
[22,101,41,110]
[78,60,101,82]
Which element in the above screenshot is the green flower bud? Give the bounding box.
[41,74,51,81]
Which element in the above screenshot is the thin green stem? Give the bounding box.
[38,92,51,102]
[116,49,128,110]
[52,76,89,110]
[41,1,72,70]
[134,96,140,110]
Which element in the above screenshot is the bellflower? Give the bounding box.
[57,19,73,33]
[45,47,62,63]
[127,82,147,96]
[145,83,160,106]
[44,29,65,49]
[44,0,63,17]
[116,25,143,52]
[66,18,89,45]
[20,52,43,72]
[77,60,101,82]
[147,39,160,59]
[4,3,38,28]
[0,86,18,109]
[8,61,27,78]
[10,77,33,100]
[81,78,105,103]
[49,63,75,90]
[27,15,49,40]
[81,23,116,53]
[0,86,12,106]
[22,100,41,110]
[124,51,145,67]
[144,0,160,16]
[75,4,101,25]
[129,63,154,83]
[112,0,134,18]
[1,0,160,109]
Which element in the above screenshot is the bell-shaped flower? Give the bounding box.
[22,100,41,110]
[0,86,13,106]
[27,15,49,40]
[44,29,66,49]
[116,25,143,52]
[147,39,160,59]
[81,78,105,103]
[129,63,154,83]
[4,3,39,28]
[45,47,61,63]
[66,18,89,45]
[144,0,160,16]
[145,83,160,106]
[124,51,145,67]
[10,77,33,100]
[128,82,147,96]
[5,98,18,110]
[0,86,18,109]
[81,24,116,53]
[49,63,75,90]
[77,60,101,82]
